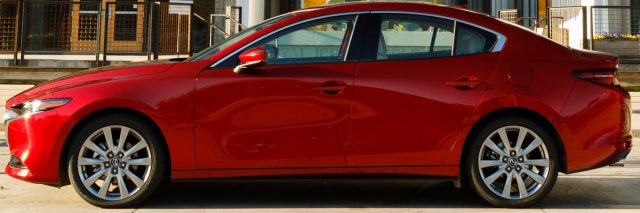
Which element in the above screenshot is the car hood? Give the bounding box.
[7,60,178,106]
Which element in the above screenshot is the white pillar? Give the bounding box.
[247,0,265,27]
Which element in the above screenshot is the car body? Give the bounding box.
[3,2,632,208]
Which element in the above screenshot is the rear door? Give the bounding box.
[346,13,503,166]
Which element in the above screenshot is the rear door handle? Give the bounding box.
[313,81,347,95]
[313,85,347,91]
[446,76,481,90]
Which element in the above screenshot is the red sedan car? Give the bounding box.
[3,2,632,208]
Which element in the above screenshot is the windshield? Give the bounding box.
[188,14,291,62]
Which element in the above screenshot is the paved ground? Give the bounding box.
[1,85,640,212]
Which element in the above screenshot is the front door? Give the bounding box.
[195,15,360,169]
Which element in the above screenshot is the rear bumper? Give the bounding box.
[559,82,632,173]
[608,135,632,167]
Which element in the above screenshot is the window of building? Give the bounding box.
[114,0,138,41]
[0,3,17,51]
[78,0,99,41]
[454,23,498,55]
[376,14,454,60]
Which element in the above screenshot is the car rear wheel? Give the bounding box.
[467,117,559,208]
[68,114,165,208]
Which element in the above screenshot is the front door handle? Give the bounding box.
[313,81,347,95]
[446,76,481,90]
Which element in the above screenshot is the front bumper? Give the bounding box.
[4,109,65,184]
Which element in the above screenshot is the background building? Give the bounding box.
[0,0,637,70]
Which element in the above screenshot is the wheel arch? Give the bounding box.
[459,107,568,182]
[58,107,171,186]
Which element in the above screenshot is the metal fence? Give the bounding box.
[21,1,102,61]
[499,9,518,23]
[547,6,587,49]
[157,2,191,56]
[0,0,194,67]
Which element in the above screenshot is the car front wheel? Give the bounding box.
[68,114,165,208]
[467,117,559,208]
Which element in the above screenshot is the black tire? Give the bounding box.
[467,117,559,208]
[67,114,165,208]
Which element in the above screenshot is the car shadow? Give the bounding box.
[143,179,486,209]
[139,177,640,209]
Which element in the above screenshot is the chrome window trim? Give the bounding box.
[371,11,506,53]
[343,14,359,61]
[210,11,370,68]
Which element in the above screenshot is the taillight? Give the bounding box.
[573,69,618,86]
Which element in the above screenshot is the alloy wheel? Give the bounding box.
[477,125,550,200]
[77,125,152,201]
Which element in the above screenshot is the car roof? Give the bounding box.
[300,1,446,10]
[291,1,494,20]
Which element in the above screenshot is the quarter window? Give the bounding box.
[454,23,498,56]
[377,15,454,60]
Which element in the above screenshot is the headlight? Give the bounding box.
[8,98,72,119]
[22,98,72,114]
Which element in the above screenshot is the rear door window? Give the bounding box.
[376,14,454,60]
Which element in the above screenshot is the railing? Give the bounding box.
[18,1,103,65]
[513,17,538,26]
[209,6,244,46]
[529,16,548,31]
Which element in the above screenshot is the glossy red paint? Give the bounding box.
[238,47,267,65]
[347,53,500,167]
[194,62,356,169]
[3,2,631,186]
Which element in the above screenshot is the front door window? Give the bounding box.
[252,15,357,65]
